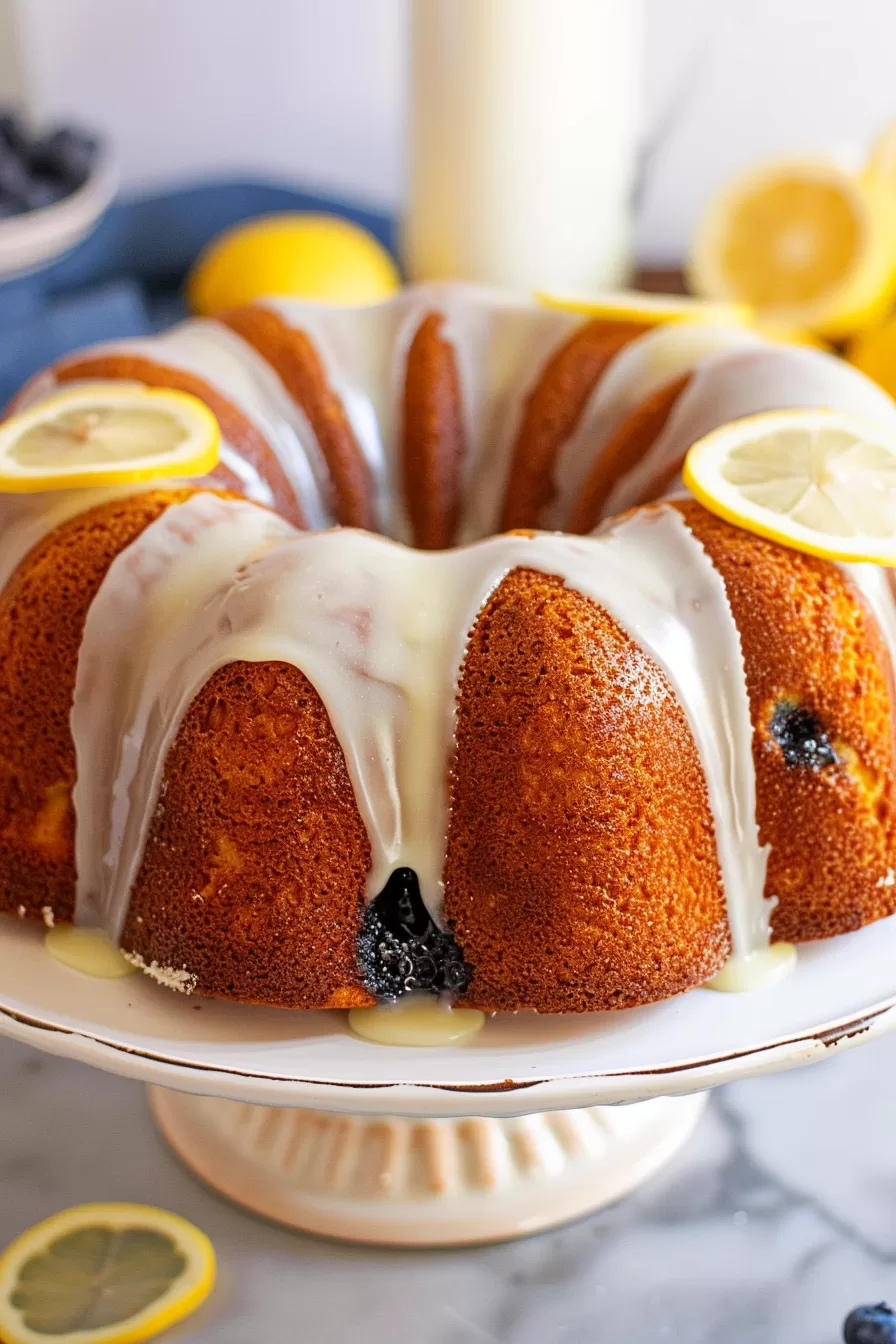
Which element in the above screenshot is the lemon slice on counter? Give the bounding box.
[688,159,896,339]
[0,384,220,492]
[536,288,753,328]
[0,1203,215,1344]
[683,408,896,563]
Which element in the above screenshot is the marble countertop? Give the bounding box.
[1,1028,893,1344]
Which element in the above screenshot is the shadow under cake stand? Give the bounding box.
[0,918,894,1246]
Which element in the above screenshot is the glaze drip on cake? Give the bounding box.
[70,498,770,962]
[2,284,896,1013]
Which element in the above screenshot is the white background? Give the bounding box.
[2,0,895,262]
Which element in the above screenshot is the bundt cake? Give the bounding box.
[2,283,896,1013]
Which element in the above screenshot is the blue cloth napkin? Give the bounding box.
[0,281,151,407]
[0,179,396,406]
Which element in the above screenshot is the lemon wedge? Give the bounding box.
[0,1204,215,1344]
[187,212,401,315]
[536,288,752,328]
[688,159,896,339]
[683,408,896,563]
[0,384,220,492]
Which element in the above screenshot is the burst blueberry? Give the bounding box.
[770,701,838,770]
[843,1302,896,1344]
[358,867,472,1000]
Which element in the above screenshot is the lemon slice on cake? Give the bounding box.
[0,384,220,492]
[688,159,896,339]
[683,408,896,563]
[0,1204,215,1344]
[536,288,752,328]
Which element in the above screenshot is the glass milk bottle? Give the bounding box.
[404,0,642,294]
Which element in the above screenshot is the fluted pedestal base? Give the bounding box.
[150,1087,706,1246]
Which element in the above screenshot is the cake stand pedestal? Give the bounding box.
[150,1088,706,1245]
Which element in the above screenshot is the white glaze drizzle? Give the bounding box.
[843,562,896,666]
[13,287,895,985]
[269,286,581,542]
[70,496,770,962]
[603,343,896,518]
[114,322,344,525]
[31,323,340,525]
[0,483,166,592]
[71,493,297,936]
[265,296,398,532]
[544,323,765,529]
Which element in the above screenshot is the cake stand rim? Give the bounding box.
[1,992,893,1118]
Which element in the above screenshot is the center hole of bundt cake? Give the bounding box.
[357,867,472,1001]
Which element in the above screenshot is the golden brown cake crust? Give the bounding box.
[401,312,467,549]
[221,304,378,531]
[677,500,896,942]
[499,320,646,532]
[0,489,194,924]
[444,566,730,1013]
[123,661,374,1009]
[52,353,307,529]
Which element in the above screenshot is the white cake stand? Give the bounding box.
[1,917,895,1246]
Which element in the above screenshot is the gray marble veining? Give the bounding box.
[0,1030,893,1344]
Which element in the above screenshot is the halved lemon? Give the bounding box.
[866,118,896,199]
[753,323,833,352]
[683,408,896,563]
[688,159,896,339]
[0,1203,215,1344]
[0,384,220,492]
[536,288,752,328]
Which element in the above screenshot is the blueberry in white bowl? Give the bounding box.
[0,109,117,281]
[0,111,101,217]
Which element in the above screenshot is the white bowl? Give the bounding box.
[0,151,119,282]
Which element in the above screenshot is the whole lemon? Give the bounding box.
[187,213,401,314]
